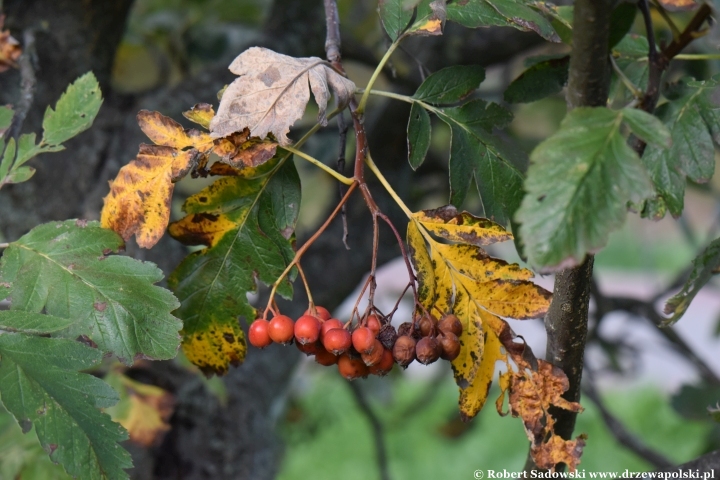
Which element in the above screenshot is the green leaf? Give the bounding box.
[4,165,35,184]
[641,77,720,217]
[446,0,560,42]
[621,107,671,148]
[608,3,637,49]
[378,0,414,41]
[0,138,15,183]
[0,334,131,479]
[404,0,445,37]
[613,34,649,59]
[0,311,78,334]
[413,65,486,104]
[435,99,522,225]
[504,55,569,103]
[0,220,181,363]
[516,107,654,270]
[534,3,572,44]
[711,405,720,423]
[671,383,720,421]
[42,72,103,146]
[663,237,720,325]
[168,159,300,375]
[0,106,13,132]
[407,102,431,170]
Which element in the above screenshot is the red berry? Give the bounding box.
[314,346,338,366]
[338,354,369,380]
[268,315,294,344]
[297,340,319,356]
[352,326,376,354]
[393,335,416,367]
[416,337,440,365]
[361,340,384,366]
[294,315,321,345]
[438,314,463,337]
[248,319,272,348]
[305,306,332,321]
[369,348,394,376]
[323,328,352,355]
[366,314,382,335]
[320,319,343,339]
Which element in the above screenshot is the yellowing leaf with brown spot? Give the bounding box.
[413,205,513,246]
[209,47,356,145]
[182,322,246,376]
[106,372,174,448]
[183,103,215,129]
[101,144,198,248]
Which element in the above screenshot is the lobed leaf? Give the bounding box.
[446,0,560,42]
[0,334,131,479]
[168,159,301,375]
[210,47,356,145]
[664,237,720,325]
[641,77,720,217]
[412,205,513,245]
[42,72,103,146]
[0,311,78,334]
[0,220,181,363]
[516,107,658,270]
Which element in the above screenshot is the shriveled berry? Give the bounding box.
[361,340,384,366]
[352,326,376,354]
[369,348,394,376]
[338,353,369,380]
[439,332,461,361]
[248,319,272,348]
[294,315,321,345]
[268,315,294,344]
[366,314,382,335]
[323,328,352,355]
[393,335,416,367]
[320,319,343,339]
[438,313,463,337]
[418,314,436,337]
[305,306,332,321]
[397,322,413,338]
[377,323,398,351]
[297,340,319,356]
[314,346,338,366]
[416,337,440,365]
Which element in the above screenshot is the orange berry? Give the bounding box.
[314,346,338,366]
[323,328,352,355]
[366,314,382,335]
[268,315,294,344]
[297,340,319,356]
[361,340,384,366]
[351,326,376,354]
[369,348,394,376]
[248,319,272,348]
[320,318,343,339]
[338,354,369,380]
[305,306,332,321]
[294,315,321,345]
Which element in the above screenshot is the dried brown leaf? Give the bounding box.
[532,434,586,472]
[0,16,20,72]
[210,47,356,145]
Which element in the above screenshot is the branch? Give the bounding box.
[6,29,37,142]
[347,381,390,480]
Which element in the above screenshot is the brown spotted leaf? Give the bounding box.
[209,47,356,145]
[413,205,513,246]
[532,434,586,472]
[212,129,278,168]
[183,103,215,129]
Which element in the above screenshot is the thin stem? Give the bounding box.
[296,263,314,307]
[610,56,642,99]
[673,53,720,60]
[356,39,403,115]
[263,182,358,318]
[282,145,354,185]
[364,154,413,218]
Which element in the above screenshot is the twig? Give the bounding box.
[7,30,37,143]
[346,381,391,480]
[583,370,673,469]
[336,113,350,249]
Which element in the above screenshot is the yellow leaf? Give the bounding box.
[412,206,513,246]
[138,110,203,149]
[407,221,436,308]
[101,144,198,248]
[181,321,246,376]
[183,103,215,129]
[107,374,174,448]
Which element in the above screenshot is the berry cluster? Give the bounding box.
[248,307,463,380]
